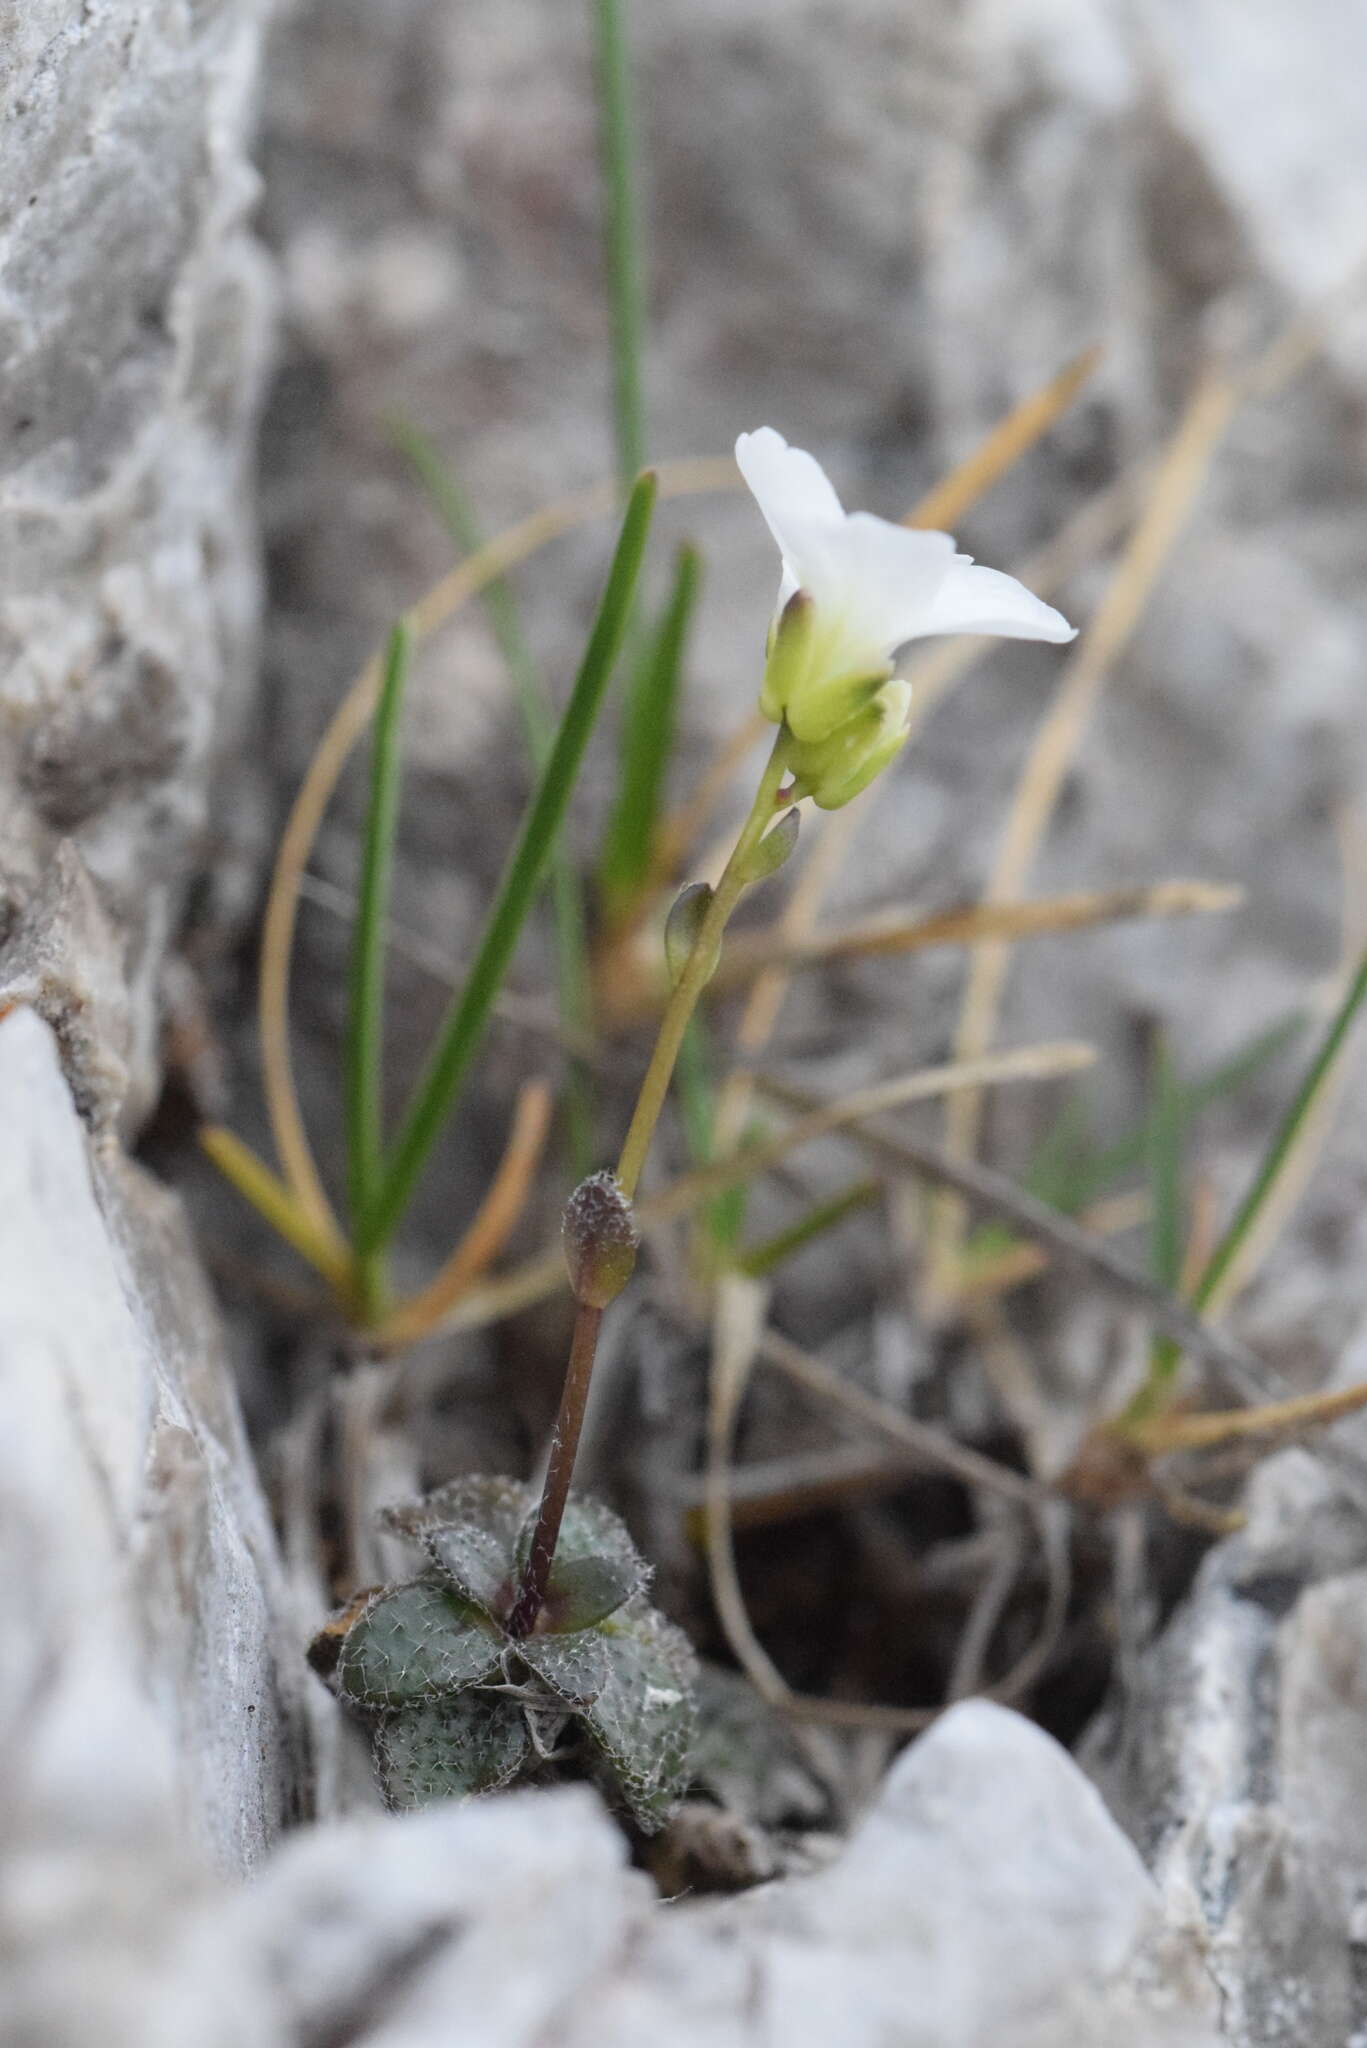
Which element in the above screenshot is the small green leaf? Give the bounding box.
[517,1627,614,1706]
[383,1474,529,1620]
[515,1490,649,1591]
[664,881,716,988]
[335,1576,502,1708]
[738,805,800,885]
[580,1598,698,1833]
[374,1692,530,1811]
[542,1552,642,1633]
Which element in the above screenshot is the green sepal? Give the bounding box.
[759,590,815,723]
[334,1575,504,1708]
[374,1692,530,1811]
[784,669,888,745]
[785,678,911,810]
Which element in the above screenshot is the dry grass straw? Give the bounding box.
[922,369,1241,1311]
[700,1281,1069,1731]
[923,269,1367,1315]
[375,1078,553,1347]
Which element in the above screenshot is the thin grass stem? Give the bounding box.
[360,471,658,1254]
[345,618,413,1316]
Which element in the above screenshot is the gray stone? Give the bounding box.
[0,1007,302,2040]
[11,1699,1217,2045]
[0,0,273,1125]
[1085,1444,1367,2047]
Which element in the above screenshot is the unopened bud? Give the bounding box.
[563,1170,639,1307]
[785,679,912,810]
[664,881,718,987]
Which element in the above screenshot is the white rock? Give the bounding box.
[0,1009,302,2043]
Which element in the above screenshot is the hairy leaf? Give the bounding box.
[580,1598,698,1832]
[542,1551,643,1633]
[374,1692,530,1811]
[517,1626,615,1707]
[335,1576,502,1708]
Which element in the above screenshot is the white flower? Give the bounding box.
[736,426,1076,750]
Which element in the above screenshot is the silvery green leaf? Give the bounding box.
[542,1550,643,1633]
[374,1692,530,1811]
[579,1598,698,1833]
[383,1474,530,1619]
[334,1575,503,1708]
[516,1625,614,1706]
[515,1490,649,1605]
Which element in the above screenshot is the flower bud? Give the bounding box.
[785,678,912,810]
[562,1171,639,1307]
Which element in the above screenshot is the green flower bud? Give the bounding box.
[785,679,912,810]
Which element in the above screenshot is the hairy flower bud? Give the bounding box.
[562,1170,639,1308]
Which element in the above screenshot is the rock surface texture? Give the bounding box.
[0,1688,1225,2046]
[0,1008,301,2041]
[0,0,272,1125]
[1085,1442,1367,2048]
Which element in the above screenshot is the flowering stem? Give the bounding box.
[507,728,790,1634]
[615,730,791,1200]
[506,1301,603,1638]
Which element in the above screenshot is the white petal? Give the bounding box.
[817,513,959,662]
[735,427,845,591]
[910,555,1077,644]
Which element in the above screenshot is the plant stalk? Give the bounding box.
[506,1301,604,1638]
[615,731,790,1200]
[508,728,790,1633]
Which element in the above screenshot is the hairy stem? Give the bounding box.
[506,1302,604,1638]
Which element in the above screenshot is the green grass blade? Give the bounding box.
[738,1178,882,1280]
[389,416,553,760]
[346,617,413,1263]
[1147,1032,1184,1293]
[361,470,659,1253]
[1190,954,1367,1318]
[1128,953,1367,1423]
[592,0,647,483]
[597,542,700,920]
[392,414,596,1172]
[676,1017,747,1253]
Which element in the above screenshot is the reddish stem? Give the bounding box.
[506,1302,604,1638]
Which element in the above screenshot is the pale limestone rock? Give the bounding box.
[1085,1446,1367,2046]
[0,0,273,1122]
[0,1007,301,2042]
